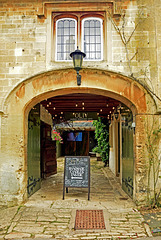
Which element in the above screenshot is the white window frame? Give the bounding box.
[55,18,77,61]
[82,17,103,61]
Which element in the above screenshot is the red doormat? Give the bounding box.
[75,210,106,230]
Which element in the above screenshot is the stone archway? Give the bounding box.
[0,68,156,205]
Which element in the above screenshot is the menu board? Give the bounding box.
[63,156,90,200]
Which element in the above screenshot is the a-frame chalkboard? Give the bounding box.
[63,156,90,200]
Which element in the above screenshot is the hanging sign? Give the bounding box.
[64,112,98,120]
[63,156,90,200]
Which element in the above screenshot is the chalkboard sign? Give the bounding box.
[63,156,90,200]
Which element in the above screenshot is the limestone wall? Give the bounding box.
[0,0,160,112]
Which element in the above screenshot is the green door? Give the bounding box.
[27,104,41,197]
[122,115,134,198]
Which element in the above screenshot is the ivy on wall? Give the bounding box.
[92,117,110,166]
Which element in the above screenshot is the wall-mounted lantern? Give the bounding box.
[114,110,119,120]
[70,47,86,86]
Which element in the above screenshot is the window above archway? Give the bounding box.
[82,18,103,61]
[56,18,77,61]
[54,13,104,62]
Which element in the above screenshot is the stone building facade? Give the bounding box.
[0,0,161,206]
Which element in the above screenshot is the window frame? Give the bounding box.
[54,13,104,62]
[81,17,103,61]
[55,17,77,62]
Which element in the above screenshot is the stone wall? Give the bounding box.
[0,0,160,112]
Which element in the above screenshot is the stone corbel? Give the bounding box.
[113,1,121,17]
[37,2,47,19]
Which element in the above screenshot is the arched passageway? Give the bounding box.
[0,68,156,205]
[27,91,135,199]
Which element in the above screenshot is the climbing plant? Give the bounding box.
[108,5,161,207]
[143,115,161,207]
[92,117,109,166]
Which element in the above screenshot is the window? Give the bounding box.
[82,18,103,60]
[56,18,77,61]
[55,16,103,61]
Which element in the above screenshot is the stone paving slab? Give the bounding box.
[0,201,149,239]
[0,159,156,239]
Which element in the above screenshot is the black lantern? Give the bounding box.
[114,110,119,120]
[70,47,86,86]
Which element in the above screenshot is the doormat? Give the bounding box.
[75,210,106,230]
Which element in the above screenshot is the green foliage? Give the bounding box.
[92,117,109,165]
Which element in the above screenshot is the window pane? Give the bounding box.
[84,27,89,35]
[84,21,89,28]
[96,21,100,28]
[70,28,75,35]
[70,44,75,53]
[70,21,75,28]
[90,52,95,59]
[83,19,102,60]
[57,44,62,52]
[96,36,101,43]
[64,20,69,28]
[96,44,101,51]
[90,36,95,43]
[58,21,63,28]
[84,36,89,43]
[95,52,101,59]
[90,27,94,35]
[96,28,101,35]
[64,28,69,36]
[90,20,94,28]
[56,19,76,61]
[90,44,95,52]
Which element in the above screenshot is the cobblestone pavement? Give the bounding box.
[0,158,155,239]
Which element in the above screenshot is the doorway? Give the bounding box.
[27,93,134,199]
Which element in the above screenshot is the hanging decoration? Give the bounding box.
[52,129,63,143]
